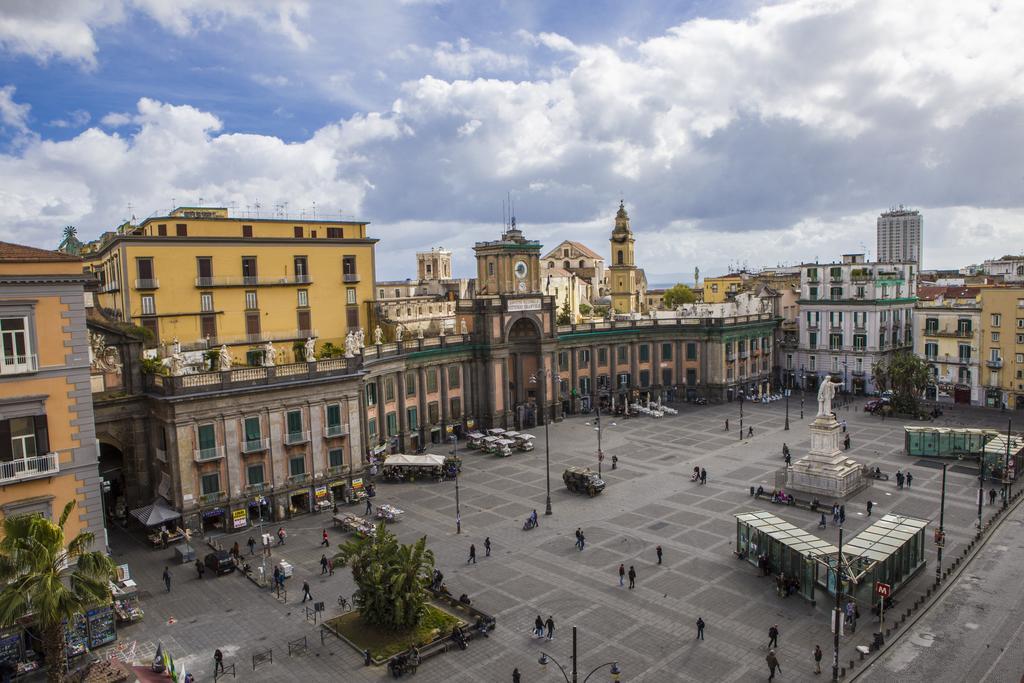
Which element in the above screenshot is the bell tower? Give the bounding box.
[609,201,638,314]
[473,215,542,296]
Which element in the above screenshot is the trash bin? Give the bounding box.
[872,632,884,650]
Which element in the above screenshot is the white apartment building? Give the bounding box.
[981,255,1024,283]
[796,254,917,395]
[877,206,923,266]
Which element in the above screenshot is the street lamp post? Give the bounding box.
[935,463,947,584]
[451,435,461,534]
[832,527,844,682]
[784,389,790,431]
[531,369,553,516]
[977,441,986,529]
[739,392,745,440]
[539,626,621,683]
[585,405,615,478]
[1003,419,1012,510]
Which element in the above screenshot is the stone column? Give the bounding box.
[440,363,450,433]
[569,347,578,414]
[397,371,408,450]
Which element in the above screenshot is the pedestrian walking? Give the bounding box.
[656,545,663,565]
[365,498,373,515]
[700,468,707,485]
[195,559,205,580]
[162,566,171,592]
[896,469,904,489]
[231,542,240,560]
[768,624,779,649]
[748,426,754,437]
[725,419,729,431]
[618,563,625,587]
[484,537,491,557]
[534,615,545,638]
[277,527,286,545]
[844,434,851,450]
[832,504,839,526]
[247,536,256,555]
[301,581,312,603]
[545,616,555,641]
[696,617,705,640]
[767,650,781,681]
[841,419,847,432]
[578,531,585,550]
[513,668,521,683]
[575,528,582,550]
[328,557,334,576]
[785,452,792,466]
[321,529,329,547]
[468,544,477,564]
[320,554,329,575]
[813,644,823,674]
[906,471,913,488]
[214,649,224,674]
[866,500,873,516]
[839,505,846,525]
[628,565,636,589]
[989,487,997,505]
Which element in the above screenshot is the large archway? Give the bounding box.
[507,317,543,428]
[98,440,127,522]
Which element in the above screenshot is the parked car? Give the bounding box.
[204,550,236,575]
[864,399,883,412]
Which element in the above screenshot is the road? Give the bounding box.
[859,499,1024,683]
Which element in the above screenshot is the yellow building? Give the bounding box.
[979,286,1024,409]
[1,242,103,546]
[702,273,745,303]
[84,207,377,363]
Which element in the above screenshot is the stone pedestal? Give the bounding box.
[785,414,866,499]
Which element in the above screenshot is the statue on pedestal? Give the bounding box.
[374,326,383,346]
[355,329,365,349]
[817,376,842,417]
[304,337,316,362]
[417,326,424,339]
[460,319,468,335]
[171,337,181,356]
[168,351,184,376]
[262,341,276,367]
[396,326,404,342]
[218,345,232,371]
[344,331,357,358]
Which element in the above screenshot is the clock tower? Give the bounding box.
[473,216,541,295]
[609,200,639,314]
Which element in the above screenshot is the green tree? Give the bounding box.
[872,352,930,414]
[578,303,592,316]
[662,283,697,308]
[556,292,573,325]
[0,501,114,683]
[335,524,435,631]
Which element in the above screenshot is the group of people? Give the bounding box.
[532,615,556,641]
[691,466,708,484]
[387,647,420,677]
[574,528,586,550]
[895,469,913,489]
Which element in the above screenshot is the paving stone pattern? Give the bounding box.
[105,399,1014,682]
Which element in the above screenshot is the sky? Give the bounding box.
[1,0,1023,282]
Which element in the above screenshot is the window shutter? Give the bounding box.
[33,414,50,455]
[0,419,11,461]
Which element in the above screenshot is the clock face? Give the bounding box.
[514,260,528,279]
[518,281,527,292]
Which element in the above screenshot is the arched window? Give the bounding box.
[617,250,624,265]
[579,260,585,268]
[1017,265,1024,276]
[564,260,570,269]
[548,261,554,268]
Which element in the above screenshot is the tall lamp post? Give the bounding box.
[935,463,947,584]
[738,391,745,441]
[832,528,845,682]
[1003,419,1013,510]
[784,387,790,431]
[585,405,615,477]
[451,435,461,534]
[531,368,553,515]
[539,626,621,683]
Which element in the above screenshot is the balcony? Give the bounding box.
[284,430,310,446]
[324,423,349,438]
[852,369,865,376]
[193,275,314,287]
[0,354,38,376]
[244,482,269,495]
[342,273,360,283]
[193,445,225,462]
[241,437,270,454]
[739,350,748,359]
[726,353,736,361]
[926,327,973,338]
[986,359,1003,369]
[288,472,310,485]
[134,278,159,289]
[99,280,120,293]
[0,452,59,484]
[198,491,226,506]
[213,329,319,345]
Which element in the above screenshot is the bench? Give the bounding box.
[855,645,870,659]
[752,488,819,512]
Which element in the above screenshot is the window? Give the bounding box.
[488,262,494,276]
[200,473,220,496]
[598,348,608,365]
[297,309,311,334]
[347,306,359,328]
[245,312,260,338]
[136,257,154,287]
[579,376,591,394]
[854,334,867,351]
[403,371,415,396]
[957,318,972,335]
[328,448,344,468]
[327,227,343,238]
[196,257,212,285]
[808,332,817,349]
[661,343,672,361]
[428,402,439,424]
[686,342,697,360]
[617,250,623,265]
[140,317,158,342]
[1017,354,1024,363]
[617,346,627,364]
[289,456,306,477]
[959,344,971,361]
[200,293,213,312]
[407,407,418,431]
[342,255,357,276]
[856,285,865,298]
[558,351,568,370]
[242,225,253,238]
[830,286,843,300]
[992,314,1002,327]
[346,288,356,305]
[579,260,585,268]
[661,368,672,385]
[293,256,309,281]
[990,348,1001,362]
[386,412,398,437]
[579,349,590,365]
[447,365,460,389]
[879,331,886,349]
[384,377,395,402]
[247,463,265,486]
[3,416,47,460]
[808,286,818,301]
[711,284,719,293]
[242,256,258,282]
[829,333,842,350]
[639,370,650,387]
[426,368,438,392]
[297,289,308,307]
[832,357,839,372]
[157,223,167,236]
[367,417,378,442]
[141,295,155,316]
[0,317,32,373]
[366,383,377,406]
[639,344,650,362]
[245,291,258,310]
[830,266,842,280]
[175,223,187,236]
[686,368,696,385]
[809,356,816,371]
[449,397,461,419]
[993,332,1001,342]
[617,372,630,388]
[286,410,303,436]
[243,416,261,446]
[294,226,303,238]
[1018,334,1024,344]
[200,315,216,341]
[326,404,341,429]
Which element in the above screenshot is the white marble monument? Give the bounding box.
[785,376,866,499]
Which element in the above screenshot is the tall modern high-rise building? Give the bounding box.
[876,206,923,266]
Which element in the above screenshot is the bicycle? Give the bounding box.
[338,594,356,611]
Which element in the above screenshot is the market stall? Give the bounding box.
[375,504,404,523]
[381,453,446,482]
[333,513,376,537]
[0,628,39,678]
[111,565,144,625]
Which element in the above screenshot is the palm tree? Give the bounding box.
[0,501,114,683]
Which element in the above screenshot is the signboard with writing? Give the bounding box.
[874,581,891,598]
[507,299,541,312]
[351,478,364,493]
[315,485,328,500]
[232,508,247,529]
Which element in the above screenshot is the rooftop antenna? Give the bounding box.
[171,197,176,213]
[198,196,204,207]
[312,201,317,220]
[254,199,261,217]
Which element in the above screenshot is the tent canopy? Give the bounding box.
[130,499,181,527]
[382,453,445,468]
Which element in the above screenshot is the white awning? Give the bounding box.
[130,498,181,527]
[382,453,445,468]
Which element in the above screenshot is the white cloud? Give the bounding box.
[0,0,311,67]
[251,74,291,88]
[0,85,31,133]
[48,109,92,128]
[100,112,135,127]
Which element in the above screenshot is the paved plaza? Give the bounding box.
[106,398,1017,682]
